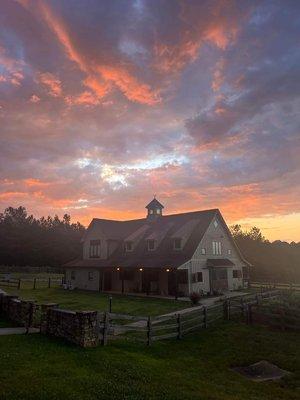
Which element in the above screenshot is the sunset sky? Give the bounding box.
[0,0,299,242]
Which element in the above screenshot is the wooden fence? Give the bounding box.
[0,277,64,290]
[96,290,282,345]
[251,282,300,292]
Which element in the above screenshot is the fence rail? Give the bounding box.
[0,277,64,290]
[251,282,300,291]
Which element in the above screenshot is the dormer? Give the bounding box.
[145,197,164,220]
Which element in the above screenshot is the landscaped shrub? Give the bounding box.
[189,291,201,305]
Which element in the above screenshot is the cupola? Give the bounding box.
[145,197,164,220]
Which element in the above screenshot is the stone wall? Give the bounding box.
[40,306,99,347]
[0,291,99,347]
[0,292,36,327]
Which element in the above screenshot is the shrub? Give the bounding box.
[190,291,201,305]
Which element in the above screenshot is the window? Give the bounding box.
[156,208,161,214]
[191,272,203,283]
[174,238,182,250]
[88,271,94,281]
[90,239,101,258]
[212,241,222,255]
[197,272,203,282]
[213,220,218,228]
[71,271,76,280]
[233,269,242,279]
[149,209,154,214]
[228,249,232,255]
[148,239,155,251]
[125,241,133,252]
[201,248,206,255]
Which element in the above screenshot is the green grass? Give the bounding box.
[0,322,299,400]
[0,286,188,316]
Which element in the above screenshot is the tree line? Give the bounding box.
[231,225,300,283]
[0,206,85,268]
[0,206,299,283]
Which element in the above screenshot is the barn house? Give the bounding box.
[64,198,250,298]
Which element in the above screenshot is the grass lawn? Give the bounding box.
[0,286,188,316]
[0,322,299,400]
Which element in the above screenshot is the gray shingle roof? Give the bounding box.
[65,209,219,269]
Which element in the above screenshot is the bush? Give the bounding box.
[190,291,201,305]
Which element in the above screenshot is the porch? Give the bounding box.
[98,267,189,299]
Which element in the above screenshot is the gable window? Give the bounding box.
[173,238,182,250]
[88,271,94,281]
[233,269,242,279]
[125,241,133,252]
[201,248,206,255]
[213,220,218,228]
[228,249,232,255]
[90,239,101,258]
[147,239,155,251]
[212,241,222,255]
[71,271,76,280]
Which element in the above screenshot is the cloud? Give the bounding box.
[39,72,62,97]
[0,0,300,241]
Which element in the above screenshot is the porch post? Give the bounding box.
[175,269,178,300]
[121,270,124,294]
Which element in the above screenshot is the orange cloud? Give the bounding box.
[29,94,41,103]
[65,91,101,106]
[39,72,62,97]
[20,0,160,105]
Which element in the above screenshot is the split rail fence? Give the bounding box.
[0,276,64,290]
[96,289,283,345]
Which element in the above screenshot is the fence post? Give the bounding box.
[26,302,35,334]
[33,278,36,290]
[203,306,207,328]
[240,297,244,318]
[246,304,253,325]
[48,278,51,288]
[223,299,229,320]
[102,312,109,346]
[147,316,152,345]
[18,279,21,290]
[176,314,182,339]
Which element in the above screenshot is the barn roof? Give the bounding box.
[65,209,218,269]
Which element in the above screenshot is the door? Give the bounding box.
[211,268,228,292]
[103,271,112,291]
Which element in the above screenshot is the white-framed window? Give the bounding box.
[233,269,242,279]
[213,220,218,228]
[156,208,161,214]
[125,241,133,252]
[149,209,154,214]
[191,272,203,283]
[147,239,155,251]
[89,240,101,258]
[212,241,222,255]
[228,249,232,255]
[71,271,76,280]
[201,248,206,255]
[88,271,94,281]
[173,238,182,250]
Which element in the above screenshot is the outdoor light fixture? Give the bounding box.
[139,268,143,272]
[166,268,170,272]
[117,267,120,271]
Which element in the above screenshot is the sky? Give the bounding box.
[0,0,299,242]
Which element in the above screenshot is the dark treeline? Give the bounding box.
[0,206,85,268]
[0,206,299,283]
[231,225,300,283]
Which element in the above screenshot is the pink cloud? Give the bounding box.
[39,72,62,97]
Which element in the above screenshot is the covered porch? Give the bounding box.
[206,258,235,294]
[98,267,189,299]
